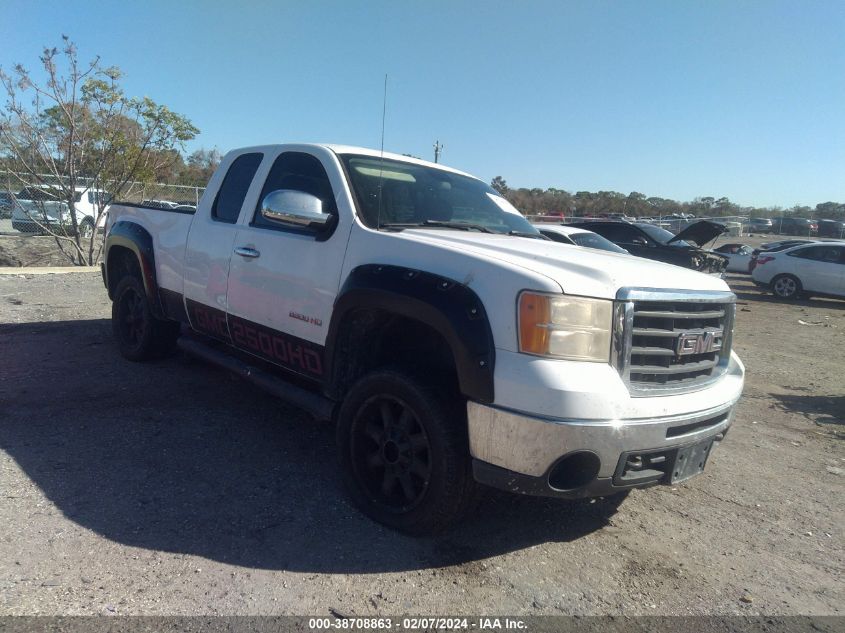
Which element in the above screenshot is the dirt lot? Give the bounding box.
[0,269,842,617]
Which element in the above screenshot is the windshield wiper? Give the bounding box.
[380,220,494,233]
[509,230,551,240]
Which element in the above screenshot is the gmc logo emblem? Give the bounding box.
[676,329,723,356]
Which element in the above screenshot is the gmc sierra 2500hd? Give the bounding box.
[103,144,745,535]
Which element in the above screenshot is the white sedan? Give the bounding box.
[713,243,753,273]
[751,241,845,299]
[533,223,629,254]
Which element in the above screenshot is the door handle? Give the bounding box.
[234,246,260,258]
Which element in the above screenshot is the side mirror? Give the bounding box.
[260,189,331,231]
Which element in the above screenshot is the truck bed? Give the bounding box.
[106,203,196,294]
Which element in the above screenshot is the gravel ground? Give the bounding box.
[0,271,842,617]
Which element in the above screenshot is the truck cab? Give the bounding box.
[102,144,745,534]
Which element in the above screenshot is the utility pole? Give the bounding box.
[433,140,443,163]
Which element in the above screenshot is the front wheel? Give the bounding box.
[336,369,478,535]
[771,274,802,300]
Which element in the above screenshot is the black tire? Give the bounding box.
[771,274,802,300]
[112,276,179,361]
[336,369,478,536]
[78,217,95,238]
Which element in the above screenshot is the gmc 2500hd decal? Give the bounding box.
[187,300,323,378]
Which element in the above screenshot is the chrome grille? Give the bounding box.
[612,288,735,395]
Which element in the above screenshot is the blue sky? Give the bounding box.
[2,0,843,207]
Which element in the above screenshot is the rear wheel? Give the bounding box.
[112,275,179,361]
[336,369,478,535]
[78,217,95,238]
[771,274,802,300]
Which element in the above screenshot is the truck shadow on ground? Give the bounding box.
[0,319,625,574]
[770,392,844,433]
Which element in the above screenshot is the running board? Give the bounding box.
[177,337,334,421]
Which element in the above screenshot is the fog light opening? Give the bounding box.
[548,451,601,491]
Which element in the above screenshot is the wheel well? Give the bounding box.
[106,246,141,296]
[329,309,460,400]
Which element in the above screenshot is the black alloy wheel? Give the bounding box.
[336,369,478,535]
[116,279,149,353]
[350,394,432,512]
[112,275,180,361]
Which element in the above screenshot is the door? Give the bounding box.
[788,245,845,295]
[183,151,264,342]
[225,150,349,381]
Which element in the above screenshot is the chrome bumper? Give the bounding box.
[468,400,737,490]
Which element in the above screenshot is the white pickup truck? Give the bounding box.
[12,185,111,235]
[103,144,745,534]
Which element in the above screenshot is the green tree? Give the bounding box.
[491,176,509,195]
[0,36,198,264]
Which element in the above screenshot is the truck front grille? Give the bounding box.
[612,288,735,395]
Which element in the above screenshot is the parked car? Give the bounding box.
[140,199,180,209]
[573,220,729,274]
[816,219,845,239]
[752,242,845,299]
[102,143,744,534]
[0,191,13,219]
[747,218,773,234]
[712,243,753,273]
[11,185,111,235]
[533,223,629,253]
[748,239,815,272]
[772,217,817,236]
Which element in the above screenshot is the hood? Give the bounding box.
[668,220,729,247]
[390,229,730,300]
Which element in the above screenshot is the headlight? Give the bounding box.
[518,292,613,362]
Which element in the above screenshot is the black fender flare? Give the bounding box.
[325,264,495,403]
[104,221,163,318]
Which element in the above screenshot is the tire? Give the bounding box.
[112,275,180,361]
[78,217,95,238]
[335,369,478,536]
[771,274,802,300]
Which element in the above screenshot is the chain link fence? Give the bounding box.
[1,170,205,208]
[0,171,206,236]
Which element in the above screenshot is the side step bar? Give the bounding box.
[177,336,334,422]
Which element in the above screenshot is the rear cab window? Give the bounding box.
[211,152,264,223]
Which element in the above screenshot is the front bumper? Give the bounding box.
[468,399,737,498]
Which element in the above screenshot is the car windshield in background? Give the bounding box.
[341,155,539,235]
[569,231,628,253]
[636,222,690,247]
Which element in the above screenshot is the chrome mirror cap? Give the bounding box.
[260,189,330,229]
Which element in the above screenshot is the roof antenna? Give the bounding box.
[377,73,387,230]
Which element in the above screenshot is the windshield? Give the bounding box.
[341,154,539,235]
[636,223,690,247]
[569,231,628,253]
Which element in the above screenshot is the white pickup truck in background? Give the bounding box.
[102,144,745,534]
[11,185,111,235]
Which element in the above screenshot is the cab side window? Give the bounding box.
[211,152,263,223]
[252,152,337,230]
[600,225,645,245]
